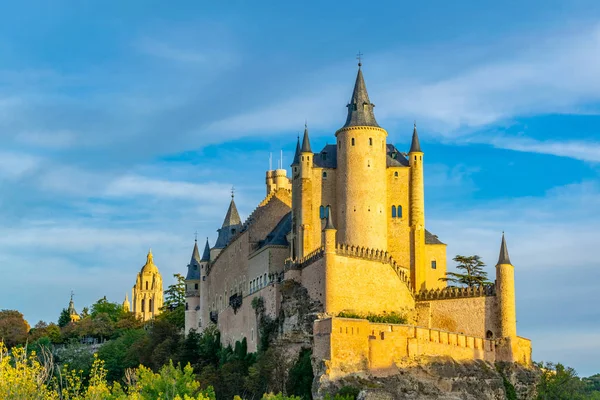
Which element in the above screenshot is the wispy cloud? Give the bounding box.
[485,136,600,163]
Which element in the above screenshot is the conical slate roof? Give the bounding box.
[221,198,241,228]
[201,238,211,261]
[497,233,512,265]
[324,207,335,230]
[292,136,301,165]
[301,124,312,153]
[186,239,203,281]
[191,240,201,263]
[410,123,422,153]
[342,66,380,128]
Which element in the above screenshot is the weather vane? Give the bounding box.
[231,186,235,199]
[194,231,198,242]
[356,51,363,67]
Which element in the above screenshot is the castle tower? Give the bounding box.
[132,249,164,321]
[292,126,315,259]
[185,237,210,333]
[496,233,517,338]
[67,293,80,323]
[335,64,388,250]
[122,294,130,312]
[322,207,337,313]
[409,123,426,291]
[211,194,242,259]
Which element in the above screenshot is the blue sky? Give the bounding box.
[1,0,599,376]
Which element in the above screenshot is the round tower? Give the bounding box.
[265,170,275,195]
[409,123,426,291]
[336,64,388,250]
[496,233,517,338]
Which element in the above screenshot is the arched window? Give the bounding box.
[351,138,355,146]
[394,171,398,177]
[322,171,327,179]
[149,299,153,312]
[486,330,494,339]
[391,206,396,218]
[320,205,325,219]
[185,302,189,311]
[397,205,402,218]
[431,260,437,269]
[145,281,148,290]
[369,138,373,146]
[141,299,145,312]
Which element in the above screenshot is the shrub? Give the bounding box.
[337,311,407,325]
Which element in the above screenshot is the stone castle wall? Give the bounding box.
[314,317,497,379]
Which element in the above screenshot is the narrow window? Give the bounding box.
[195,283,198,290]
[392,206,396,218]
[397,205,402,218]
[186,302,189,311]
[367,160,371,167]
[486,330,493,339]
[369,138,373,146]
[322,171,327,179]
[320,205,325,219]
[431,260,437,269]
[302,156,304,161]
[394,171,398,177]
[351,138,355,146]
[149,299,153,312]
[141,299,145,312]
[145,281,148,290]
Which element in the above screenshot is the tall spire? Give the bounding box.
[221,197,242,228]
[201,237,211,261]
[497,232,512,265]
[342,64,379,128]
[409,122,422,153]
[292,134,301,165]
[324,206,335,230]
[191,238,201,263]
[301,122,312,153]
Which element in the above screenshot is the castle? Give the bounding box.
[184,64,532,376]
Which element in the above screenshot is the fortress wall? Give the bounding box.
[495,336,532,366]
[218,284,280,353]
[324,254,414,315]
[300,258,325,306]
[416,296,498,338]
[314,317,495,378]
[386,167,411,267]
[425,244,447,290]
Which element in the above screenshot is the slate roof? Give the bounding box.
[497,233,511,265]
[342,67,380,128]
[410,123,422,153]
[291,137,301,166]
[214,199,243,249]
[301,125,312,153]
[201,238,211,261]
[313,144,337,168]
[185,240,203,280]
[386,144,410,167]
[257,212,292,249]
[425,230,444,245]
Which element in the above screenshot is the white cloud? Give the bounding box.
[0,151,41,179]
[484,136,600,163]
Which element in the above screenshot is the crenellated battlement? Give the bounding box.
[284,247,325,270]
[415,284,496,301]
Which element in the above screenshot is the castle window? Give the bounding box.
[195,283,198,290]
[186,302,189,311]
[322,171,327,179]
[320,205,325,219]
[486,330,494,339]
[391,206,396,218]
[231,228,236,235]
[369,138,373,146]
[351,138,355,146]
[431,260,437,269]
[394,171,398,177]
[322,152,327,160]
[397,205,402,218]
[367,160,371,167]
[141,299,145,312]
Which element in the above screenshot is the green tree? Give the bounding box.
[536,362,589,400]
[0,310,30,348]
[440,255,492,287]
[54,339,95,377]
[159,273,186,329]
[58,308,71,327]
[287,349,314,400]
[98,328,147,382]
[91,297,126,322]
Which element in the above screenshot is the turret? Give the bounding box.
[185,237,205,334]
[322,207,337,314]
[212,193,243,259]
[335,63,388,250]
[496,233,517,338]
[409,123,426,291]
[122,294,130,312]
[292,125,316,259]
[300,124,313,179]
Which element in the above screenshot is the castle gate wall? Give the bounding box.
[323,254,414,315]
[314,317,495,379]
[416,296,498,338]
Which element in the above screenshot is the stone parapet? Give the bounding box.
[415,284,496,301]
[284,247,325,271]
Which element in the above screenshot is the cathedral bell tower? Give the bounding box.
[335,63,388,250]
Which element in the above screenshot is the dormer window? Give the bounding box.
[321,152,327,160]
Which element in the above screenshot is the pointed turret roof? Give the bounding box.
[301,124,312,153]
[186,238,204,281]
[324,207,335,230]
[342,65,380,128]
[222,197,241,228]
[497,233,512,265]
[292,135,301,165]
[201,238,211,261]
[191,239,201,263]
[409,123,422,153]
